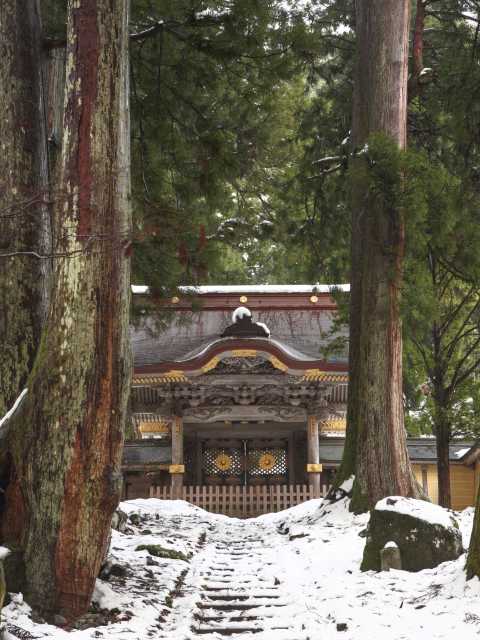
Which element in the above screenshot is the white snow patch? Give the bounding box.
[232,306,251,322]
[0,546,11,560]
[256,321,271,336]
[3,497,479,640]
[92,580,124,610]
[340,476,354,493]
[376,496,458,529]
[131,285,149,294]
[384,540,398,549]
[455,448,471,458]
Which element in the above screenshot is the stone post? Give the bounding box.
[381,541,402,571]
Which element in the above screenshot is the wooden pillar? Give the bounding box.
[170,415,184,499]
[307,414,322,497]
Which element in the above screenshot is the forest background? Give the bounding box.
[1,0,480,621]
[47,0,480,443]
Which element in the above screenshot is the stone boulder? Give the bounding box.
[361,496,463,572]
[111,508,128,533]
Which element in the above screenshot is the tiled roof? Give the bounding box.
[318,438,474,464]
[122,438,475,468]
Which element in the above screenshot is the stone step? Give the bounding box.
[196,613,274,622]
[201,583,277,591]
[194,623,263,634]
[201,592,281,600]
[197,601,287,611]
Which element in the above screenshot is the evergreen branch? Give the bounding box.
[436,252,478,284]
[443,301,480,360]
[130,21,165,42]
[437,284,477,336]
[447,335,480,394]
[410,335,434,380]
[312,155,342,166]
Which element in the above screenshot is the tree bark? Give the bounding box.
[3,0,132,621]
[346,0,421,512]
[0,0,51,417]
[408,0,426,102]
[435,419,451,509]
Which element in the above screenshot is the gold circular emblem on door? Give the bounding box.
[214,453,232,471]
[258,452,276,471]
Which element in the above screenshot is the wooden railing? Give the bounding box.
[149,483,331,517]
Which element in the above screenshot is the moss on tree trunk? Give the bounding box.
[3,0,132,622]
[0,0,50,418]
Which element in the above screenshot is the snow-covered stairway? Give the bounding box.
[158,521,310,640]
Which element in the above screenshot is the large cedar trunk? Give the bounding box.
[0,0,51,417]
[3,0,132,621]
[346,0,421,511]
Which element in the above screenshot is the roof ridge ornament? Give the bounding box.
[221,306,271,338]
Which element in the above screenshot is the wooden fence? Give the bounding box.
[149,483,331,517]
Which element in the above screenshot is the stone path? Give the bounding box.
[157,520,310,639]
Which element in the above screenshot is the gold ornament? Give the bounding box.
[239,295,248,303]
[214,453,232,471]
[258,452,276,471]
[310,295,319,303]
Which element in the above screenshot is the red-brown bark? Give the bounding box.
[409,0,426,102]
[3,0,132,621]
[346,0,422,511]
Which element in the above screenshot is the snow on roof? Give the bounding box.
[375,496,458,530]
[454,448,471,459]
[256,321,271,337]
[232,306,251,322]
[131,284,350,295]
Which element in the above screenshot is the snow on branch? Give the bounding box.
[0,388,28,438]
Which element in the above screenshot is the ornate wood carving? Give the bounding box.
[205,357,281,375]
[133,353,341,424]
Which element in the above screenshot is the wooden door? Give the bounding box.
[246,439,288,486]
[202,439,244,485]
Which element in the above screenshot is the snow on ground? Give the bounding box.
[3,497,480,639]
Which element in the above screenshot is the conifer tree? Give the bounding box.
[2,0,131,620]
[343,0,421,510]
